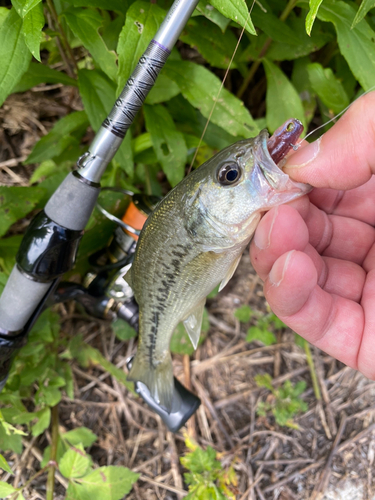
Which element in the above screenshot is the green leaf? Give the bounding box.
[78,69,134,176]
[0,421,23,454]
[0,481,17,496]
[208,0,256,35]
[31,406,51,437]
[251,5,301,45]
[116,1,166,93]
[305,0,324,35]
[26,110,89,164]
[145,73,180,104]
[22,1,44,60]
[63,0,129,15]
[63,7,117,82]
[246,326,276,345]
[307,62,349,114]
[63,427,98,448]
[234,305,252,323]
[0,454,13,474]
[254,373,273,391]
[111,319,137,341]
[76,466,139,499]
[60,444,92,478]
[180,18,239,69]
[11,0,41,18]
[193,1,231,32]
[0,8,32,107]
[0,7,10,27]
[317,0,375,91]
[0,186,45,237]
[263,58,305,133]
[144,104,187,187]
[352,0,375,28]
[0,236,22,275]
[164,60,258,138]
[12,62,77,93]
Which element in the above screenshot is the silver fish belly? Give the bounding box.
[127,128,310,411]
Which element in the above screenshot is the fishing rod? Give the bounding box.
[0,0,201,432]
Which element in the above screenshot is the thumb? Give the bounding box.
[284,91,375,190]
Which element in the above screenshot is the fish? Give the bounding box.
[126,119,310,411]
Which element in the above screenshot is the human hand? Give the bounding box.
[250,92,375,379]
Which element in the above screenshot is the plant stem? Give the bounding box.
[304,340,321,401]
[46,405,60,500]
[237,0,298,99]
[46,0,78,75]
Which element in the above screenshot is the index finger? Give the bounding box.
[283,91,375,190]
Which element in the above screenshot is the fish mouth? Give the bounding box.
[255,129,311,195]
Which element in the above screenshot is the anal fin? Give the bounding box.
[183,299,206,349]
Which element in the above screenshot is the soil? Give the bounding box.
[1,86,375,500]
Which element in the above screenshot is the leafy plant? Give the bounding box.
[181,433,238,499]
[255,373,308,429]
[234,305,286,345]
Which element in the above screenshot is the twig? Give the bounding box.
[183,354,196,439]
[304,340,321,401]
[46,405,59,500]
[311,414,347,500]
[167,432,184,497]
[263,460,324,493]
[139,474,187,496]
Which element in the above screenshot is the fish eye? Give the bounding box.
[217,163,241,185]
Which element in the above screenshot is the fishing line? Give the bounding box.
[187,0,256,175]
[290,84,375,150]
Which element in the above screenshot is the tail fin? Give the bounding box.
[128,351,174,412]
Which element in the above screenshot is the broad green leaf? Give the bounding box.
[12,62,77,93]
[209,0,256,35]
[307,62,349,114]
[26,110,89,164]
[163,60,258,138]
[59,444,92,478]
[145,73,180,104]
[317,0,375,91]
[63,0,129,14]
[246,326,276,345]
[0,186,45,237]
[63,8,117,82]
[30,160,57,183]
[117,1,166,93]
[22,1,44,61]
[0,235,22,275]
[263,58,305,133]
[193,1,231,32]
[63,427,97,447]
[112,319,137,341]
[0,8,32,107]
[181,18,239,69]
[0,454,12,474]
[0,481,17,496]
[144,104,187,186]
[77,466,139,499]
[78,69,133,176]
[11,0,41,18]
[305,0,324,35]
[0,423,22,454]
[352,0,375,28]
[251,5,301,45]
[31,406,51,437]
[234,305,252,323]
[0,7,10,27]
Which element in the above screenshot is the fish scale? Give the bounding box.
[127,126,311,411]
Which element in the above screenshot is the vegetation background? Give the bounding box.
[0,0,375,498]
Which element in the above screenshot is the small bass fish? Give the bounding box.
[127,120,310,411]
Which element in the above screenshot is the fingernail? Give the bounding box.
[269,250,294,287]
[254,207,279,250]
[284,137,321,169]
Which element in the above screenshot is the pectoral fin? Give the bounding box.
[183,299,206,349]
[124,267,133,288]
[219,253,242,292]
